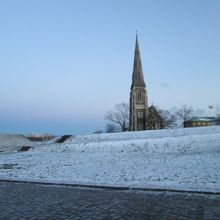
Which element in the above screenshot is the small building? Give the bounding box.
[184,117,220,128]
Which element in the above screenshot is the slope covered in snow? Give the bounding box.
[0,126,220,192]
[67,126,220,144]
[33,126,220,155]
[0,134,32,153]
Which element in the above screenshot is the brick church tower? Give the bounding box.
[129,34,149,131]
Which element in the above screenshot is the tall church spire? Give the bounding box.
[129,34,164,131]
[130,33,148,131]
[131,33,146,88]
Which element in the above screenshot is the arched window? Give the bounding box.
[137,91,141,101]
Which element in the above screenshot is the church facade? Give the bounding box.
[129,34,164,131]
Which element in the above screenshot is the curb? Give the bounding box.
[0,179,220,195]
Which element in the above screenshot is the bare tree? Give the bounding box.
[105,123,117,133]
[194,108,206,117]
[175,105,194,123]
[105,103,129,132]
[158,109,177,128]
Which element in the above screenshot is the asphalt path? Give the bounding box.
[0,182,220,220]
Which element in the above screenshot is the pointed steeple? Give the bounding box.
[131,33,146,88]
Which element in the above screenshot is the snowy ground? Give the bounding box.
[0,126,220,192]
[0,134,32,153]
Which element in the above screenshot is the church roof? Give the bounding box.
[131,33,146,88]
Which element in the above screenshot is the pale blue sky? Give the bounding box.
[0,0,219,134]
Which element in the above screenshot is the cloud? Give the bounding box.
[160,82,170,89]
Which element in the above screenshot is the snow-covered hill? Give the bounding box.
[68,125,220,143]
[33,126,220,155]
[0,126,220,192]
[0,134,32,153]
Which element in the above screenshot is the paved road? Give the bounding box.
[0,182,220,220]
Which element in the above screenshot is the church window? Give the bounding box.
[137,91,141,101]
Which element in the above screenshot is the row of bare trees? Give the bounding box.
[103,103,197,133]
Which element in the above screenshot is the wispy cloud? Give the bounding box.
[160,82,170,89]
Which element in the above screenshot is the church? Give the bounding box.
[129,34,164,131]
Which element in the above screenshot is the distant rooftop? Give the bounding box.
[186,117,219,122]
